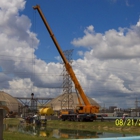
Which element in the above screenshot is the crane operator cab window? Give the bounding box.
[76,106,83,110]
[76,106,84,113]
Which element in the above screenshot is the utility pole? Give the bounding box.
[0,109,3,140]
[135,98,140,117]
[104,103,105,113]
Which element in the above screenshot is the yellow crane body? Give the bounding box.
[33,5,99,121]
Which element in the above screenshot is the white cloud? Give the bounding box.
[77,51,84,56]
[136,18,140,27]
[72,21,140,60]
[71,18,140,108]
[71,27,103,48]
[55,56,62,61]
[84,25,94,34]
[0,0,140,109]
[0,0,63,98]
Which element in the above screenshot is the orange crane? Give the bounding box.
[33,5,99,121]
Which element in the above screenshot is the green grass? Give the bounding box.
[46,120,140,134]
[3,131,62,140]
[3,118,20,125]
[3,118,140,139]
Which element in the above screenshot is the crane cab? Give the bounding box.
[75,105,99,114]
[75,105,85,114]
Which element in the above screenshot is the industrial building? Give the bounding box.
[0,91,22,114]
[0,90,100,117]
[46,92,100,111]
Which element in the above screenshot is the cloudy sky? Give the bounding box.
[0,0,140,109]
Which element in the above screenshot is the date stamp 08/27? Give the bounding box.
[115,119,140,127]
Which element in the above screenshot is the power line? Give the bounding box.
[0,86,139,93]
[1,87,63,90]
[0,57,62,64]
[72,64,140,74]
[0,53,140,74]
[1,71,140,88]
